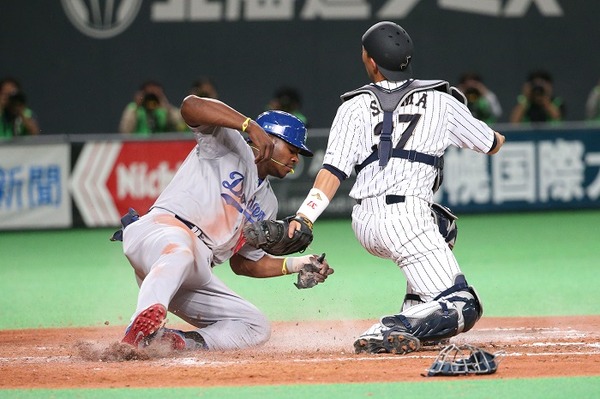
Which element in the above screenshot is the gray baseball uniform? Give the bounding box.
[122,124,276,350]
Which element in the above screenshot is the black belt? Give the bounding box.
[174,214,208,240]
[174,214,195,230]
[356,195,406,205]
[151,207,210,242]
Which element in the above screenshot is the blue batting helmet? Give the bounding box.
[256,110,313,157]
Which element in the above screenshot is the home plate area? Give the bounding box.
[0,316,599,388]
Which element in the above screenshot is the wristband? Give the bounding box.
[241,117,251,132]
[297,188,330,224]
[282,258,289,275]
[286,255,312,274]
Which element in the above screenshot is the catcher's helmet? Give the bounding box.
[256,110,313,157]
[362,21,413,82]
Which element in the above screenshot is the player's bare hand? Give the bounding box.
[288,218,301,238]
[246,122,274,164]
[294,253,334,289]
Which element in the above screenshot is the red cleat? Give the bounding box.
[121,304,167,348]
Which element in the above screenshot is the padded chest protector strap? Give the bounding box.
[341,79,466,172]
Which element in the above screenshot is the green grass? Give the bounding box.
[1,211,599,398]
[1,376,599,398]
[1,210,599,329]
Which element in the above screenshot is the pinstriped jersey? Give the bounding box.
[323,80,496,203]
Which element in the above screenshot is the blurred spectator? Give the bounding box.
[0,77,40,138]
[189,77,218,99]
[457,72,502,124]
[266,86,308,126]
[510,69,565,124]
[119,80,185,135]
[585,79,600,122]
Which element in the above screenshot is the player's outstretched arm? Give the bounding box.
[229,253,334,288]
[180,95,273,163]
[288,168,341,238]
[487,131,506,155]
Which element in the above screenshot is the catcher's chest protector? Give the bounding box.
[342,80,466,192]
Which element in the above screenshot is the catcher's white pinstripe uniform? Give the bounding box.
[294,21,504,354]
[327,80,495,301]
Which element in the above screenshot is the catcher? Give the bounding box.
[115,96,333,351]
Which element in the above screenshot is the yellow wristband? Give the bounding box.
[282,258,288,275]
[241,117,251,132]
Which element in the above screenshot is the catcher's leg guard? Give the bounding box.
[382,274,482,342]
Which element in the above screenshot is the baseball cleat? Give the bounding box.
[354,330,420,355]
[121,303,167,348]
[421,338,451,348]
[155,328,208,351]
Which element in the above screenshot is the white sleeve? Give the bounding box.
[322,98,365,177]
[445,95,496,153]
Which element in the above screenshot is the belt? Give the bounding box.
[356,195,406,205]
[174,214,207,240]
[152,207,208,241]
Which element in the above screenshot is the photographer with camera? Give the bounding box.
[457,72,502,124]
[0,77,40,139]
[266,86,308,127]
[189,77,219,100]
[510,69,564,124]
[118,80,185,135]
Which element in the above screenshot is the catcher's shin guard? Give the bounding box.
[382,274,482,342]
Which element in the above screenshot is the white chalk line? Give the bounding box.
[2,326,599,366]
[2,345,600,367]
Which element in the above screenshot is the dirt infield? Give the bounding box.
[1,316,599,389]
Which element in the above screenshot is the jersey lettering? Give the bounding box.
[220,171,266,222]
[395,114,422,149]
[373,122,382,136]
[415,93,428,109]
[401,93,415,106]
[370,100,381,116]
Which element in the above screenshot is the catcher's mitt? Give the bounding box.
[431,203,458,250]
[243,215,313,256]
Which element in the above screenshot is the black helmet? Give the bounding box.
[362,21,413,81]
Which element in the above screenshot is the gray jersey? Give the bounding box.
[123,124,276,351]
[152,125,276,264]
[323,80,495,203]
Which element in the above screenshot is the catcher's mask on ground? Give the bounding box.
[424,344,504,377]
[256,110,313,157]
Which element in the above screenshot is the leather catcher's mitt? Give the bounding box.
[243,215,313,256]
[431,203,458,250]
